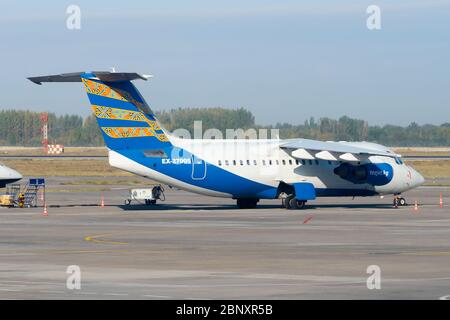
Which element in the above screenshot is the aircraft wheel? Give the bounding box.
[284,195,294,209]
[398,197,407,206]
[288,197,299,209]
[296,200,306,209]
[288,198,307,210]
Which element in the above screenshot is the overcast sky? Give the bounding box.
[1,1,449,126]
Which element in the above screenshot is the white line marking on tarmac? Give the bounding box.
[142,294,171,299]
[75,291,97,295]
[40,290,65,294]
[0,280,58,285]
[0,288,22,292]
[104,292,129,296]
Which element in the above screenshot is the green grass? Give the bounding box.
[46,187,112,193]
[1,158,131,177]
[406,160,450,179]
[60,179,147,185]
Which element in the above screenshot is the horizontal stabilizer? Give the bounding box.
[28,71,151,85]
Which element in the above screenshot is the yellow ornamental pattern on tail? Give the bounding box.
[156,133,169,142]
[92,105,169,142]
[85,79,170,143]
[82,79,144,108]
[102,127,156,139]
[92,106,147,122]
[82,78,127,102]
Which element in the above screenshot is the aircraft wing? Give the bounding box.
[280,139,399,162]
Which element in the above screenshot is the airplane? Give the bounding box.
[0,162,22,188]
[28,71,425,209]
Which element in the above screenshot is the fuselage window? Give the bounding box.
[269,160,272,165]
[308,160,313,165]
[289,159,293,165]
[218,160,222,166]
[276,160,279,165]
[247,160,250,165]
[315,160,319,165]
[301,160,306,165]
[262,160,266,166]
[282,160,286,165]
[225,160,229,166]
[253,160,257,165]
[295,160,299,165]
[239,160,244,166]
[328,161,332,165]
[233,160,237,166]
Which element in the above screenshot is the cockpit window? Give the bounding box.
[395,157,403,165]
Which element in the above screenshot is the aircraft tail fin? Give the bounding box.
[28,71,172,151]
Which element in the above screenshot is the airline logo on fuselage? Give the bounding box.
[369,169,390,177]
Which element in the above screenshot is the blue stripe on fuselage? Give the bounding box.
[115,148,379,199]
[118,148,278,199]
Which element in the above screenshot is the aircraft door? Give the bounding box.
[191,155,207,180]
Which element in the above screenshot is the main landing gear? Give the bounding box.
[282,194,306,210]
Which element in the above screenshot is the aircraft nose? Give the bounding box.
[9,168,22,181]
[412,168,425,187]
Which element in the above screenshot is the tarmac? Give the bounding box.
[0,177,449,300]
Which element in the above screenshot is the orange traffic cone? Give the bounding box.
[100,194,105,208]
[413,200,419,212]
[43,203,48,216]
[440,193,443,208]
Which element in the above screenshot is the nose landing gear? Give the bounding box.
[393,196,407,207]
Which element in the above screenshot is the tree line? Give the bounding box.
[0,108,449,147]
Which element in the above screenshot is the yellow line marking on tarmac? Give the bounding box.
[84,233,128,245]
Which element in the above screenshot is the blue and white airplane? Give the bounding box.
[28,71,424,209]
[0,162,22,188]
